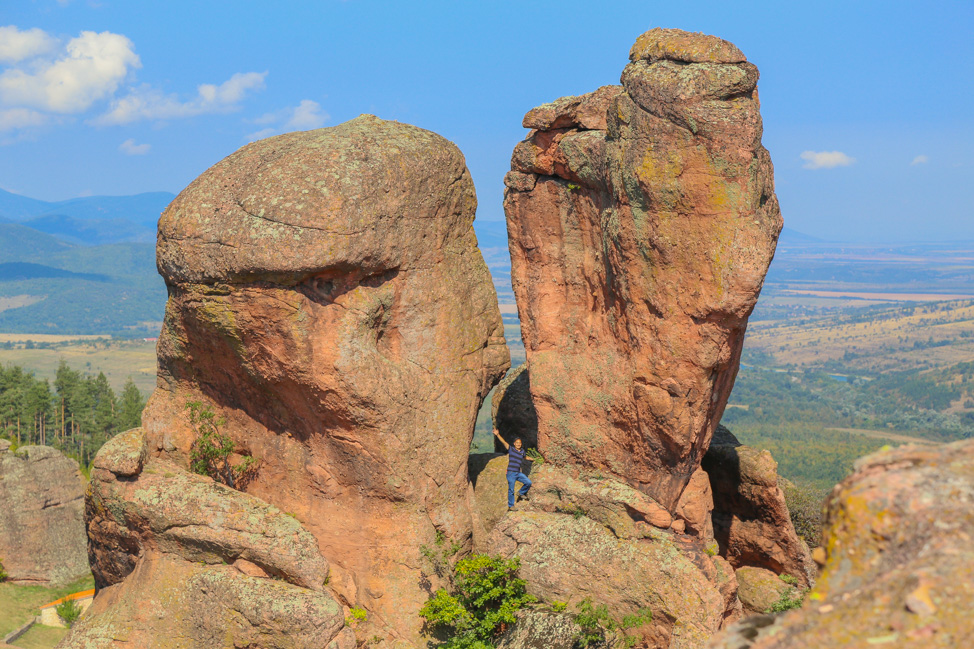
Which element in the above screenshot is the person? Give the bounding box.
[493,428,531,510]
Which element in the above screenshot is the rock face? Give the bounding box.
[62,428,350,649]
[0,440,88,586]
[703,425,814,587]
[504,27,781,511]
[488,511,731,649]
[138,115,509,642]
[707,440,974,649]
[491,363,538,452]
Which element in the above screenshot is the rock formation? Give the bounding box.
[0,440,88,586]
[707,439,974,648]
[504,27,781,511]
[61,428,353,649]
[703,425,814,588]
[81,115,508,645]
[480,27,783,647]
[491,363,538,452]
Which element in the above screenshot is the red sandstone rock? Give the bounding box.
[140,115,508,643]
[707,440,974,649]
[504,28,781,513]
[63,428,345,649]
[0,440,88,586]
[491,363,538,452]
[702,425,814,587]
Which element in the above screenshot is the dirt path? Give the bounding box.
[825,427,941,445]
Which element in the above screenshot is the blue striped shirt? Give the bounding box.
[507,447,526,474]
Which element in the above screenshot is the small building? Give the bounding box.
[38,589,95,628]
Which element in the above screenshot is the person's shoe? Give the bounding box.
[508,506,514,511]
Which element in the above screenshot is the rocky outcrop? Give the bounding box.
[495,610,581,649]
[707,440,974,648]
[504,27,781,512]
[703,425,814,587]
[137,115,508,643]
[488,511,732,649]
[491,363,538,452]
[733,566,794,616]
[0,439,88,586]
[62,428,350,649]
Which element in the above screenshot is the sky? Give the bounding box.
[0,0,971,242]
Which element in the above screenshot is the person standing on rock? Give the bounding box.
[493,428,531,510]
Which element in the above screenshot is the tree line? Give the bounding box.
[0,360,145,467]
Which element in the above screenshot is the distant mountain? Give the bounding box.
[0,189,174,246]
[778,227,827,244]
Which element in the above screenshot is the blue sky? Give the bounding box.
[0,0,971,242]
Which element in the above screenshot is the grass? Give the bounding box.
[9,624,68,649]
[0,574,93,637]
[0,338,156,393]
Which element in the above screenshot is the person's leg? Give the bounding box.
[517,472,532,499]
[507,472,517,508]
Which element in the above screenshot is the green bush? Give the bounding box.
[419,554,535,649]
[346,607,368,627]
[0,558,7,582]
[767,589,805,613]
[781,480,826,545]
[56,598,83,627]
[187,401,259,490]
[573,598,652,649]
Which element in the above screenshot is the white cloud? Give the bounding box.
[0,30,140,113]
[119,137,149,155]
[95,71,266,125]
[247,99,328,140]
[246,127,276,142]
[0,26,58,63]
[800,150,856,169]
[911,154,929,166]
[285,99,328,129]
[0,107,47,132]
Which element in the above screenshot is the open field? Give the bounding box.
[0,575,93,639]
[745,299,974,374]
[10,624,68,649]
[825,427,940,446]
[0,338,156,394]
[0,334,108,343]
[780,289,974,302]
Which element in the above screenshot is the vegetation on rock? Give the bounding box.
[573,598,653,649]
[187,401,259,490]
[419,554,535,649]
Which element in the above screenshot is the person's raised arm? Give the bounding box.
[492,428,509,450]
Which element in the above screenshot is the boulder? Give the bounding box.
[63,428,346,649]
[487,511,727,649]
[503,27,781,512]
[140,115,509,642]
[734,566,794,615]
[0,441,88,586]
[495,609,581,649]
[706,440,974,648]
[703,425,814,587]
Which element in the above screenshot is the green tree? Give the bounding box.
[116,379,145,431]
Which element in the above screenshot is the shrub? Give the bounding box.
[419,554,535,649]
[573,598,652,649]
[781,480,826,545]
[0,558,7,582]
[779,574,798,586]
[346,607,368,627]
[56,598,83,627]
[767,589,805,613]
[525,448,545,465]
[187,401,259,490]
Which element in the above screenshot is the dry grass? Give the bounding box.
[825,427,940,446]
[746,300,974,373]
[0,339,157,393]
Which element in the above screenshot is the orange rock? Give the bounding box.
[140,115,509,643]
[504,27,781,512]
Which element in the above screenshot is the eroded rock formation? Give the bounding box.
[703,425,814,588]
[504,27,781,511]
[86,115,508,644]
[0,440,88,586]
[61,429,352,649]
[707,439,974,648]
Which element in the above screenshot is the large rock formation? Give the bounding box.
[703,425,814,588]
[504,27,781,511]
[707,439,974,648]
[133,115,508,643]
[0,440,88,586]
[61,428,352,649]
